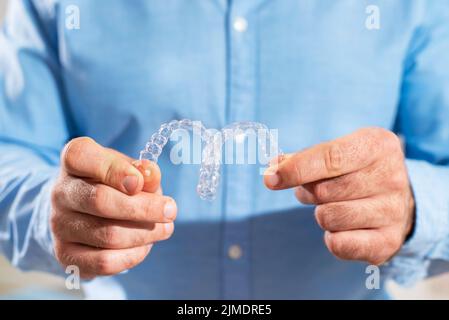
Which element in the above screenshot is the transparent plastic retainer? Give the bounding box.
[139,119,283,201]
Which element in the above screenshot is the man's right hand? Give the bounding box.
[50,137,177,279]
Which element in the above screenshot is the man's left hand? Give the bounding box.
[264,127,415,265]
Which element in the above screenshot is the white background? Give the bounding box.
[0,0,6,20]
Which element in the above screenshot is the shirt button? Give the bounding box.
[233,17,248,33]
[228,245,243,260]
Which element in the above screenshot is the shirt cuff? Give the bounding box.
[381,159,449,285]
[15,170,65,276]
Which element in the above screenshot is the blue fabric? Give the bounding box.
[1,0,449,299]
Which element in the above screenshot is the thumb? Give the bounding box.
[61,137,144,195]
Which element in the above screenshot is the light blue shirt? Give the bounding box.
[1,0,449,299]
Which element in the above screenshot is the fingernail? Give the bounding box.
[144,169,151,177]
[123,175,138,194]
[265,168,280,187]
[164,200,177,220]
[164,223,174,233]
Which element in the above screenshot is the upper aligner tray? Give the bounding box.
[140,120,282,201]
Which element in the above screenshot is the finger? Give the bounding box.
[132,159,162,193]
[295,164,392,204]
[314,197,394,232]
[268,154,290,167]
[61,137,144,195]
[54,240,152,277]
[264,128,400,190]
[324,228,402,265]
[52,211,175,249]
[105,147,135,161]
[53,177,177,223]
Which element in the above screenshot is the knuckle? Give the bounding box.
[141,200,155,221]
[142,196,167,222]
[102,158,127,188]
[292,160,304,186]
[80,273,96,280]
[54,243,78,269]
[137,249,149,265]
[359,127,401,154]
[137,246,151,263]
[373,128,401,151]
[95,252,114,275]
[132,232,149,247]
[121,200,138,220]
[313,182,329,202]
[51,176,73,207]
[366,126,386,136]
[70,215,87,235]
[98,225,121,248]
[53,241,65,264]
[294,187,305,202]
[315,204,341,230]
[332,176,352,198]
[51,181,64,205]
[386,232,403,253]
[49,210,62,238]
[122,249,145,270]
[324,144,343,174]
[89,184,106,213]
[62,137,93,171]
[367,255,388,266]
[365,127,389,139]
[295,187,311,204]
[103,159,115,185]
[389,172,408,191]
[385,130,401,148]
[326,235,345,258]
[368,233,401,265]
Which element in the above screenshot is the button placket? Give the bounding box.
[233,16,248,32]
[221,6,258,299]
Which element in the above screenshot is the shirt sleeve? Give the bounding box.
[382,0,449,285]
[0,0,69,274]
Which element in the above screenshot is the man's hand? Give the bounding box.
[51,137,177,279]
[264,128,415,265]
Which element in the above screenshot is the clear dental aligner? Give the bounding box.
[139,119,283,201]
